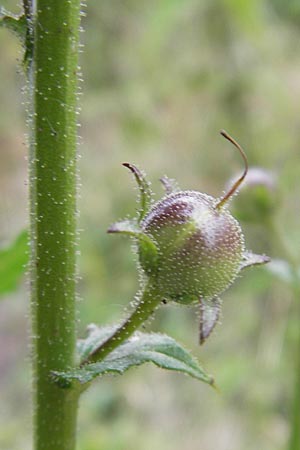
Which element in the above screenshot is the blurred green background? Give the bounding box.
[1,0,300,449]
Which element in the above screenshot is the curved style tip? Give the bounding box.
[122,162,143,177]
[107,224,118,234]
[216,130,248,210]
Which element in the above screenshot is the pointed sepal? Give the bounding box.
[123,163,152,223]
[160,176,181,195]
[107,219,158,274]
[240,251,270,271]
[107,219,140,236]
[199,297,221,345]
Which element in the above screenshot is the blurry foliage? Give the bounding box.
[0,230,28,295]
[0,0,300,449]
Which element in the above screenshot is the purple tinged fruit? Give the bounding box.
[108,132,270,344]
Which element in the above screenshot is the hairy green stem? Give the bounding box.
[23,0,32,21]
[29,1,81,450]
[84,282,162,364]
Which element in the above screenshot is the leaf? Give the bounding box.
[54,328,214,388]
[199,296,221,345]
[0,10,27,44]
[0,230,28,295]
[77,324,118,362]
[240,251,270,270]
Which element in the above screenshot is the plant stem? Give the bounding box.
[84,282,162,364]
[23,0,32,21]
[29,1,81,450]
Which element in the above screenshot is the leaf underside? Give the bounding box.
[53,327,214,388]
[77,324,118,362]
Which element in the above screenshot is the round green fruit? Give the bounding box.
[140,191,244,304]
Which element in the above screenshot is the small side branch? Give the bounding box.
[81,282,162,365]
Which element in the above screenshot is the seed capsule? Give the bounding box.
[108,132,270,343]
[140,191,244,303]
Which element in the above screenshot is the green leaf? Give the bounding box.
[0,10,27,44]
[0,230,28,295]
[54,327,214,388]
[77,324,118,362]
